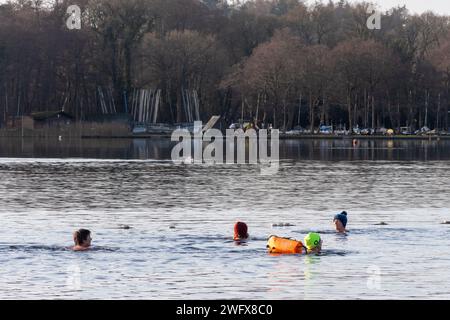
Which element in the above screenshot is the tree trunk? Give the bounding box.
[309,91,314,133]
[273,105,276,128]
[123,46,133,113]
[371,95,375,129]
[297,93,302,126]
[176,89,183,123]
[387,92,394,129]
[255,92,260,121]
[446,83,450,131]
[436,93,441,130]
[397,100,400,130]
[364,90,368,127]
[424,90,429,129]
[408,89,413,129]
[347,91,352,132]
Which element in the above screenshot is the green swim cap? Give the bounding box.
[304,233,321,250]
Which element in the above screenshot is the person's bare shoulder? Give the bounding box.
[72,246,90,252]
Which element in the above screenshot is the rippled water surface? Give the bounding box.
[0,137,449,299]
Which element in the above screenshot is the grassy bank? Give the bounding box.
[82,133,450,140]
[0,123,132,138]
[279,134,450,140]
[1,124,449,141]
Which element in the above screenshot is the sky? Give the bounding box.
[302,0,450,15]
[1,0,450,15]
[345,0,450,15]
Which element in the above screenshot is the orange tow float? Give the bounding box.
[267,235,306,254]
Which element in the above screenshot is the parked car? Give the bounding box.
[319,125,333,134]
[132,125,147,134]
[286,126,310,135]
[400,127,413,135]
[229,123,243,130]
[360,128,375,135]
[376,127,388,135]
[229,120,254,130]
[415,126,431,135]
[334,129,349,135]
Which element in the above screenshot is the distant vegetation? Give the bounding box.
[0,0,449,131]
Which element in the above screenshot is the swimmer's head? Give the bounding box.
[234,221,249,241]
[333,211,348,232]
[304,233,321,250]
[73,229,92,248]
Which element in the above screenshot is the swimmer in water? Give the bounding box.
[304,232,322,254]
[72,229,92,251]
[333,211,348,233]
[233,221,249,241]
[267,233,322,254]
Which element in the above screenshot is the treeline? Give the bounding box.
[0,0,449,131]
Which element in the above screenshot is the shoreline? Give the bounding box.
[79,134,450,140]
[1,128,449,141]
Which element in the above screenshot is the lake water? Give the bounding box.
[0,137,449,299]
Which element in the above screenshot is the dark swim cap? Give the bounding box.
[333,211,348,228]
[234,222,248,240]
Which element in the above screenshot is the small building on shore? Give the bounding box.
[5,116,35,130]
[31,111,74,128]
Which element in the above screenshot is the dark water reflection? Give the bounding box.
[1,137,449,161]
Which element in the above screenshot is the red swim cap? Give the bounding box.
[234,222,248,240]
